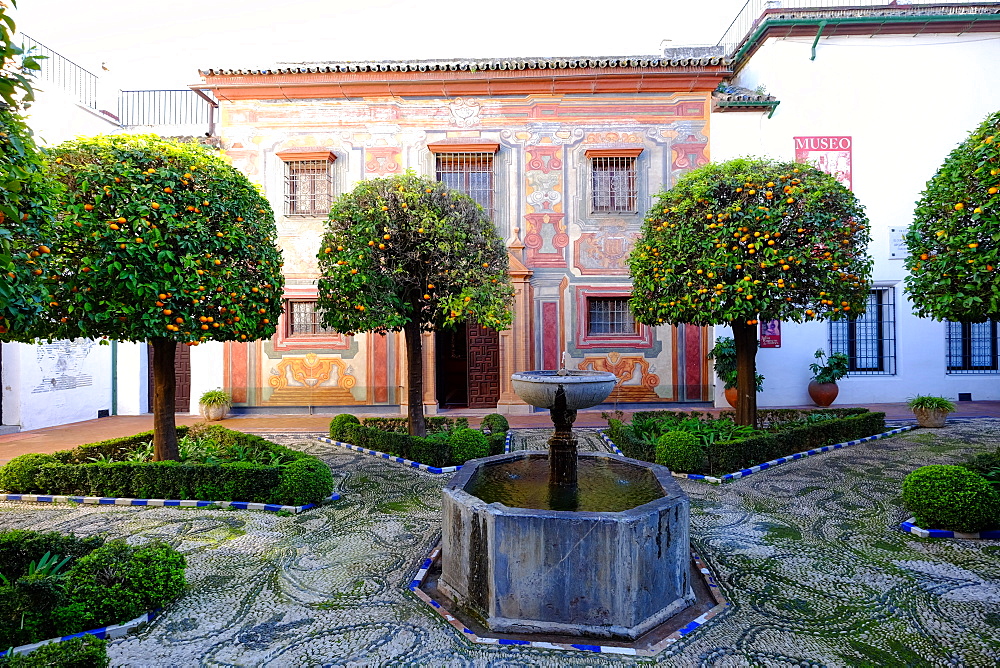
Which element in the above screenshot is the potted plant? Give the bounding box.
[198,389,232,421]
[907,395,956,428]
[807,349,849,407]
[708,337,764,408]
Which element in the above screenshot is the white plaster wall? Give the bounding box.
[25,86,120,147]
[189,342,225,415]
[115,342,148,416]
[4,340,113,430]
[710,32,1000,406]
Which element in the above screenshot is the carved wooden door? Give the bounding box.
[466,321,500,409]
[174,344,191,412]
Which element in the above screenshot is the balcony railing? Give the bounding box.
[20,35,98,109]
[717,1,995,55]
[118,89,217,134]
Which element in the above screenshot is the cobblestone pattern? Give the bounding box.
[0,427,997,666]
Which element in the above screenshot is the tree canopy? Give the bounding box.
[904,110,1000,322]
[317,172,513,436]
[629,157,872,424]
[0,1,56,336]
[41,135,285,459]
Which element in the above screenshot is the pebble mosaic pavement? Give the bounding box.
[0,423,998,666]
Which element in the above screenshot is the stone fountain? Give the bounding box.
[438,366,695,640]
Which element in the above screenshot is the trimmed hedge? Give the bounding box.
[0,531,185,651]
[480,413,509,434]
[902,464,1000,533]
[0,427,333,506]
[632,407,868,431]
[330,414,508,467]
[655,431,705,472]
[608,410,886,475]
[449,428,489,463]
[1,635,109,667]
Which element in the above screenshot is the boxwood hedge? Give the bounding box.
[0,426,333,506]
[329,416,506,467]
[608,409,886,475]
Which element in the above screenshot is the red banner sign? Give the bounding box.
[760,320,781,348]
[794,136,852,190]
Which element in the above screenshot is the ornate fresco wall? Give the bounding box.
[206,69,719,410]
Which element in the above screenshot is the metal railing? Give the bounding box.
[717,1,996,55]
[118,89,216,131]
[20,35,98,109]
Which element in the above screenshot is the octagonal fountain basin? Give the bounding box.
[510,370,617,410]
[439,451,694,640]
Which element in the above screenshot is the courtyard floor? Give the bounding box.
[0,421,998,666]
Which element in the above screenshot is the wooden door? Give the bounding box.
[174,344,191,412]
[466,321,500,409]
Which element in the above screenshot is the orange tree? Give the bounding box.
[37,135,284,459]
[904,110,1000,321]
[628,157,872,426]
[316,172,513,437]
[0,1,57,336]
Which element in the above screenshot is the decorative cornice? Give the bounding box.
[427,142,500,154]
[584,148,644,158]
[275,149,336,162]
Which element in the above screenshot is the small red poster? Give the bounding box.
[760,320,781,348]
[794,136,852,190]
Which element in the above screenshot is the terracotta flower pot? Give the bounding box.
[200,403,229,421]
[807,381,839,407]
[724,387,738,408]
[913,407,949,428]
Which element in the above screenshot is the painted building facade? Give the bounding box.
[197,57,730,413]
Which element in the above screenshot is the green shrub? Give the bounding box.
[606,418,653,462]
[902,464,1000,533]
[480,413,509,434]
[272,458,335,507]
[0,531,103,583]
[1,635,109,668]
[487,432,507,456]
[907,395,956,412]
[449,429,490,464]
[360,416,457,434]
[329,414,361,441]
[655,431,706,472]
[962,447,1000,491]
[63,540,186,630]
[0,453,60,493]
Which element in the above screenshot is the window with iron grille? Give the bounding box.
[435,153,493,217]
[284,160,334,216]
[587,297,637,336]
[947,320,998,374]
[591,156,637,213]
[830,287,896,375]
[286,301,338,336]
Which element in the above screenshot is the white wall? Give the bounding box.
[1,340,113,430]
[115,341,148,416]
[25,86,120,147]
[189,342,225,415]
[711,32,1000,406]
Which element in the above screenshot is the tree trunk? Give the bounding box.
[403,319,427,438]
[732,320,758,427]
[150,337,179,461]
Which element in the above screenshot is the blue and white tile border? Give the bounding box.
[599,426,917,484]
[409,546,728,656]
[0,493,338,514]
[900,517,1000,540]
[315,431,513,474]
[0,610,159,658]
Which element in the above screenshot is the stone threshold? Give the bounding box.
[0,493,338,514]
[314,431,514,474]
[900,517,1000,540]
[599,426,917,484]
[409,544,728,657]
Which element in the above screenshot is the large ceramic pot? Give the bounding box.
[913,407,949,428]
[807,381,839,407]
[200,403,229,421]
[724,387,738,408]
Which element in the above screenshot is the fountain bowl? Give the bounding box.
[439,450,694,640]
[510,370,617,410]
